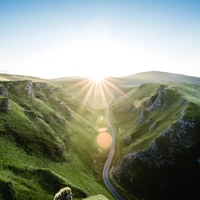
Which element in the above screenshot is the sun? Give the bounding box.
[90,74,105,82]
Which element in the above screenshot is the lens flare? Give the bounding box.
[133,100,142,108]
[97,132,112,149]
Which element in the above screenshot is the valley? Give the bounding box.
[0,71,200,200]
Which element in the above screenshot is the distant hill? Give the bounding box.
[0,73,46,82]
[118,71,200,85]
[52,76,87,81]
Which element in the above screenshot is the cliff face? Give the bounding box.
[111,83,200,200]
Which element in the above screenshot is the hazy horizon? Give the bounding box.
[0,0,200,79]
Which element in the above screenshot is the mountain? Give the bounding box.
[109,80,200,199]
[0,76,114,200]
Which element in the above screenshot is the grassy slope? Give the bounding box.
[109,82,200,199]
[83,195,109,200]
[0,77,114,200]
[111,83,200,156]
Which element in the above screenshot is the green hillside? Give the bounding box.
[1,71,200,200]
[109,82,200,199]
[110,83,200,155]
[0,77,114,200]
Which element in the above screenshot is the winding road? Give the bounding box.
[103,95,125,200]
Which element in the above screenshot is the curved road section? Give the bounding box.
[103,95,125,200]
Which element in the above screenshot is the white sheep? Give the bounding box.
[54,187,72,200]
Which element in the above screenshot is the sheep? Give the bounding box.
[54,187,72,200]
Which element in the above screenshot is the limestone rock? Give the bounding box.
[24,81,34,98]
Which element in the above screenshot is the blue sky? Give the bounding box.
[0,0,200,78]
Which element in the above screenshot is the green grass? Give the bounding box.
[2,74,199,200]
[0,78,115,200]
[108,82,200,199]
[83,194,109,200]
[110,83,200,155]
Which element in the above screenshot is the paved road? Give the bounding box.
[103,95,125,200]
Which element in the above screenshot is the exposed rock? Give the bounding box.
[146,118,152,123]
[149,122,157,131]
[179,97,187,106]
[59,101,64,106]
[34,82,49,90]
[6,98,11,110]
[1,86,9,97]
[147,90,168,111]
[0,97,11,111]
[24,81,34,98]
[145,93,157,107]
[113,118,200,195]
[136,109,149,125]
[156,84,165,92]
[145,85,172,111]
[49,87,60,98]
[181,109,185,116]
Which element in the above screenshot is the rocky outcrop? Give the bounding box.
[1,86,9,97]
[112,117,200,199]
[24,81,35,98]
[0,97,11,111]
[149,121,157,131]
[34,82,49,90]
[114,118,198,170]
[145,84,172,111]
[136,109,149,125]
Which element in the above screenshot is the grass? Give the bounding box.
[2,73,199,200]
[108,82,200,199]
[110,83,200,155]
[83,194,109,200]
[0,78,115,200]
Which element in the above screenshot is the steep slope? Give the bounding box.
[0,79,114,200]
[110,82,200,200]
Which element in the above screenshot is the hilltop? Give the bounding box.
[120,71,200,84]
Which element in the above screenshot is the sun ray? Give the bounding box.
[66,75,125,113]
[98,81,108,108]
[93,82,100,108]
[65,78,91,92]
[76,79,93,94]
[103,78,125,95]
[78,81,96,114]
[101,80,112,97]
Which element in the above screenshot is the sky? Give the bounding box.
[0,0,200,79]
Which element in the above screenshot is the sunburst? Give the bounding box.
[64,76,124,114]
